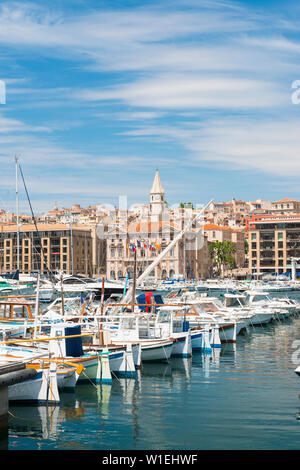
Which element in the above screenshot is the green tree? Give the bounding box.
[180,202,194,209]
[208,241,236,277]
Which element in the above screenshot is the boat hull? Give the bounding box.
[8,366,60,404]
[219,323,236,343]
[171,332,192,358]
[141,341,173,362]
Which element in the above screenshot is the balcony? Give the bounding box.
[287,242,300,248]
[287,250,300,258]
[286,236,300,242]
[260,260,275,267]
[260,232,275,241]
[260,241,275,248]
[260,251,275,258]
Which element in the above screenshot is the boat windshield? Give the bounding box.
[199,302,219,313]
[249,294,269,303]
[157,311,171,323]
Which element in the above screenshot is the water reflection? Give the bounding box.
[7,310,300,450]
[9,405,60,442]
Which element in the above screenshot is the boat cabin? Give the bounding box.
[0,299,35,323]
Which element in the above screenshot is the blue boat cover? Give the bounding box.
[65,325,83,357]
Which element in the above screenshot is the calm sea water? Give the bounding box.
[5,292,300,450]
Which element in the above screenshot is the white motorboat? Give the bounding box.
[53,274,125,301]
[104,313,174,362]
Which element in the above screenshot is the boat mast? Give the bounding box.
[15,155,19,269]
[15,155,20,276]
[69,214,74,275]
[33,273,40,339]
[131,248,137,310]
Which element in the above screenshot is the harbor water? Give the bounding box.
[4,291,300,450]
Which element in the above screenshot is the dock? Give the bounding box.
[0,360,37,436]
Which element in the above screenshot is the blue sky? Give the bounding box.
[1,0,300,213]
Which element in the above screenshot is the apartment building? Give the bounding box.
[271,198,300,214]
[247,213,300,274]
[0,223,94,276]
[205,199,272,227]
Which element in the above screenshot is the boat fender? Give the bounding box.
[0,368,37,388]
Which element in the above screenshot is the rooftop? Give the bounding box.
[272,198,299,203]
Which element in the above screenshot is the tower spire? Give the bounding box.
[150,169,164,195]
[150,169,165,217]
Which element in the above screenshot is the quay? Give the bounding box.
[0,360,37,446]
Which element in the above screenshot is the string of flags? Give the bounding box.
[126,241,161,252]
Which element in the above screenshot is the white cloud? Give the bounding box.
[81,74,286,109]
[0,114,51,133]
[0,2,257,49]
[1,0,300,207]
[116,111,164,121]
[121,117,300,176]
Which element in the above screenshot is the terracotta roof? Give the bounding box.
[273,198,299,203]
[204,224,243,233]
[204,224,230,230]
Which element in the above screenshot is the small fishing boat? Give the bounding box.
[105,313,174,362]
[0,343,83,392]
[151,306,192,357]
[0,345,60,404]
[0,298,36,327]
[8,362,60,404]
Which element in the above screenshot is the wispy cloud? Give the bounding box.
[78,74,288,109]
[1,0,300,206]
[120,116,300,176]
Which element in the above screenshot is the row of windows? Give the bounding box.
[251,232,284,240]
[274,203,293,209]
[109,269,176,280]
[110,248,174,258]
[251,251,284,259]
[251,241,284,249]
